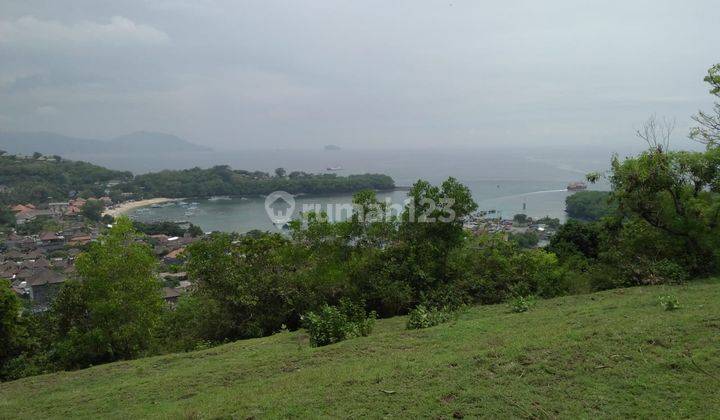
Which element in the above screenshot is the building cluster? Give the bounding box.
[0,231,89,310]
[2,195,203,310]
[463,212,559,246]
[11,197,112,225]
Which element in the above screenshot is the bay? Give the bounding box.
[108,147,617,233]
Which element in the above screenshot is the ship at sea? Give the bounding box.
[566,181,588,191]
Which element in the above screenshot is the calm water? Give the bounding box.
[111,146,617,233]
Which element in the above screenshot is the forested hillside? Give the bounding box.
[0,154,132,205]
[132,166,395,197]
[0,154,396,206]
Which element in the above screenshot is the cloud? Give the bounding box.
[0,15,170,49]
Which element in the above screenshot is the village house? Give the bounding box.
[162,248,186,265]
[38,232,66,249]
[162,287,182,306]
[4,235,40,251]
[48,202,70,217]
[67,234,92,247]
[0,261,19,279]
[27,269,65,309]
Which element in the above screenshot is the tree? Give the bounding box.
[690,64,720,145]
[274,167,287,178]
[509,231,539,248]
[184,233,305,341]
[0,279,26,367]
[81,199,104,222]
[565,191,616,221]
[548,219,602,260]
[52,217,164,368]
[447,235,567,304]
[513,213,528,224]
[0,207,15,227]
[187,224,204,237]
[396,178,478,295]
[609,141,720,275]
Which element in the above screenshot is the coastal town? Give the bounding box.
[1,193,559,312]
[0,150,567,312]
[1,194,202,311]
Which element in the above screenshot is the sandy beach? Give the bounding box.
[103,198,177,217]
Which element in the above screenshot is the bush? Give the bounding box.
[643,260,689,285]
[303,299,376,347]
[406,305,453,330]
[659,295,680,311]
[508,295,535,313]
[447,235,569,304]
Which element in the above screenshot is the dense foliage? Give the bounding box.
[303,299,376,346]
[0,280,26,371]
[0,155,397,209]
[52,218,164,369]
[0,154,131,205]
[565,191,616,221]
[0,218,164,380]
[405,304,453,330]
[81,199,105,222]
[133,220,203,238]
[131,166,395,198]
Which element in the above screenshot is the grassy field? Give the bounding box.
[2,280,719,419]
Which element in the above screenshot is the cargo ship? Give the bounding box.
[567,181,588,191]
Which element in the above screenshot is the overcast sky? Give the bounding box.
[0,0,717,150]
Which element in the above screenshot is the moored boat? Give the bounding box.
[567,181,588,191]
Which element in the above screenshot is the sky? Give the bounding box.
[0,0,718,150]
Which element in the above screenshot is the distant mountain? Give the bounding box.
[0,131,211,156]
[0,132,95,155]
[108,131,211,153]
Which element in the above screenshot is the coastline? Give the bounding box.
[103,198,177,217]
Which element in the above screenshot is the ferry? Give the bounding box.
[567,181,588,191]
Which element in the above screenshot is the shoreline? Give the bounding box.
[103,198,178,217]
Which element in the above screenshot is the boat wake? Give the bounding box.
[491,189,568,200]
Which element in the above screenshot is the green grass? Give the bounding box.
[2,280,720,419]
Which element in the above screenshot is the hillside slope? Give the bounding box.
[1,280,719,418]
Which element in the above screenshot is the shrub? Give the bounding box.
[447,235,566,304]
[508,295,535,313]
[659,295,680,311]
[303,299,376,347]
[644,260,689,285]
[406,305,453,330]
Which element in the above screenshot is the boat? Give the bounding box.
[325,166,343,171]
[208,196,231,201]
[567,181,588,191]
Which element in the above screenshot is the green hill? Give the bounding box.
[1,280,719,418]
